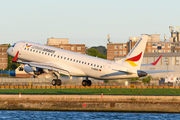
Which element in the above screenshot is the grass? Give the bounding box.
[0,88,180,95]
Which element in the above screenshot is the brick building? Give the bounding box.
[0,45,8,70]
[47,37,85,54]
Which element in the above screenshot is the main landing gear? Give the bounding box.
[52,72,62,86]
[52,79,62,86]
[82,77,92,86]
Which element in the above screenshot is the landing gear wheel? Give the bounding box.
[56,79,62,86]
[52,79,56,86]
[87,80,92,86]
[82,80,87,86]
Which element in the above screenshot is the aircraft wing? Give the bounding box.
[12,51,70,76]
[141,55,162,66]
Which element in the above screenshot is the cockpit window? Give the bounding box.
[11,43,16,47]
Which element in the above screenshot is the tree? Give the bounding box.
[91,46,107,55]
[142,76,152,85]
[87,48,107,59]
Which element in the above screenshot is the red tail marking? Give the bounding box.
[12,51,19,62]
[126,52,142,62]
[151,55,162,65]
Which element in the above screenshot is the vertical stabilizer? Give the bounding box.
[121,34,148,70]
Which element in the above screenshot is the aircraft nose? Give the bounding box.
[7,47,12,56]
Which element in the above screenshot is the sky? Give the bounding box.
[0,0,180,47]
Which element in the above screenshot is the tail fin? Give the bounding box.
[120,34,148,70]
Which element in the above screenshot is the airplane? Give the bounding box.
[7,34,172,86]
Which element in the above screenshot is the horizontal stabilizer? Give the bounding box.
[144,70,174,74]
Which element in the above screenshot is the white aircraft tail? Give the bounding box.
[120,34,148,70]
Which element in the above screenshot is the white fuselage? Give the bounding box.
[7,41,138,80]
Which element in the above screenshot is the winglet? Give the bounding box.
[151,55,162,65]
[12,51,19,62]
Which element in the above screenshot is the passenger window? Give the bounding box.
[42,52,44,54]
[61,56,63,59]
[36,50,38,53]
[57,56,59,58]
[27,48,29,51]
[67,58,69,60]
[70,59,72,61]
[48,53,50,56]
[88,63,90,65]
[54,55,56,57]
[33,50,35,52]
[79,61,81,63]
[30,49,32,51]
[64,57,66,59]
[94,64,96,67]
[84,62,86,65]
[76,60,78,62]
[100,66,102,68]
[45,53,47,55]
[82,61,84,64]
[39,51,41,53]
[97,65,99,67]
[91,64,93,66]
[24,48,26,50]
[73,59,75,62]
[51,54,53,56]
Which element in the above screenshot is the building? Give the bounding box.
[46,37,85,54]
[0,45,8,70]
[114,53,180,78]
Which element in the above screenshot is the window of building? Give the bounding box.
[115,46,118,49]
[119,46,123,49]
[119,51,122,55]
[77,47,81,50]
[148,49,151,52]
[123,51,127,54]
[60,46,63,49]
[152,43,157,47]
[148,43,151,45]
[124,46,126,49]
[71,47,74,50]
[115,51,118,55]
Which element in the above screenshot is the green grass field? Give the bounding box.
[0,88,180,95]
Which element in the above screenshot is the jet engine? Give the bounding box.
[24,64,55,78]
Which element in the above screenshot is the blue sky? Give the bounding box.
[0,0,180,47]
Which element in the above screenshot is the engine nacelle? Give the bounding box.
[24,64,55,78]
[24,65,35,75]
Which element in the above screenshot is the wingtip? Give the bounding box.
[151,55,162,66]
[12,51,19,62]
